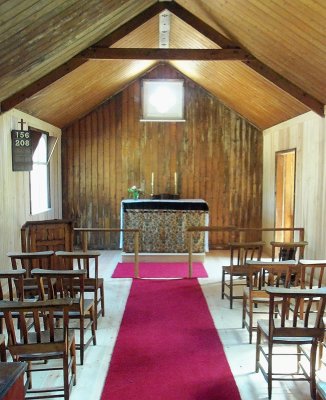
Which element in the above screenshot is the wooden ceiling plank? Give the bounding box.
[1,58,86,112]
[0,1,163,113]
[0,0,65,44]
[165,1,239,49]
[94,2,167,48]
[166,1,325,117]
[245,59,325,117]
[77,48,254,61]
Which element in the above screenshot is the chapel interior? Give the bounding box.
[0,1,326,399]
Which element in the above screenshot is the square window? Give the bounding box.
[141,79,185,121]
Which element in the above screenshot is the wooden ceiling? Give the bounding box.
[0,0,325,130]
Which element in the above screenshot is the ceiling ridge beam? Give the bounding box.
[1,2,166,112]
[165,1,324,116]
[76,48,254,61]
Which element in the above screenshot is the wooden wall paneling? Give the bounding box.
[66,125,74,224]
[181,86,190,199]
[108,100,117,242]
[85,114,92,243]
[263,112,326,258]
[61,65,263,249]
[207,101,216,246]
[79,118,86,232]
[102,104,111,247]
[91,111,98,246]
[61,128,68,220]
[162,124,169,193]
[128,84,137,189]
[72,121,80,239]
[96,107,104,247]
[176,123,184,196]
[140,113,150,197]
[115,94,123,246]
[0,109,61,269]
[170,122,177,195]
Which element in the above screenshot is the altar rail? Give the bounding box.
[74,228,141,278]
[187,226,305,277]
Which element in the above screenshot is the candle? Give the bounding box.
[151,172,154,194]
[174,172,178,194]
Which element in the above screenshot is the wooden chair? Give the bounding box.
[31,268,96,365]
[299,260,326,367]
[242,260,300,343]
[0,334,6,361]
[221,241,265,309]
[299,260,326,290]
[271,240,308,261]
[256,287,326,400]
[0,269,26,333]
[55,251,104,328]
[0,298,76,400]
[7,251,54,299]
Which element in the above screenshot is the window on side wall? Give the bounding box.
[29,130,50,215]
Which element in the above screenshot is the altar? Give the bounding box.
[120,199,209,253]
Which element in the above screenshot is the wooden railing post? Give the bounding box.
[82,231,88,252]
[188,231,193,278]
[134,231,139,278]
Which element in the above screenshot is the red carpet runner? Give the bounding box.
[101,279,241,400]
[112,262,208,278]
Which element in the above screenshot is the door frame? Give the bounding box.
[274,148,296,242]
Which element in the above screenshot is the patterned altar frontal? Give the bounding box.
[121,200,209,253]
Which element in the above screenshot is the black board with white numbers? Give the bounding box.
[11,130,33,171]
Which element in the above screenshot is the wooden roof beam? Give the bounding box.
[77,48,254,61]
[165,1,324,117]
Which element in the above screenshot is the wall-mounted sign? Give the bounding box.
[11,130,33,171]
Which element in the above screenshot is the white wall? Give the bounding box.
[0,109,62,268]
[263,111,326,258]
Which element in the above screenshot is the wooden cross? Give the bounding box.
[18,118,27,130]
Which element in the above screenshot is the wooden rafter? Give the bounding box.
[1,0,324,116]
[76,48,254,61]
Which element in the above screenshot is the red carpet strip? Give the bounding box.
[101,279,241,400]
[111,262,208,278]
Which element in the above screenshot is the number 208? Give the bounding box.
[15,139,30,147]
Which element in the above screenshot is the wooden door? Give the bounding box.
[275,149,296,242]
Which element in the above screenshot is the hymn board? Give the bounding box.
[11,118,33,171]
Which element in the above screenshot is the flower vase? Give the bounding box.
[133,191,139,200]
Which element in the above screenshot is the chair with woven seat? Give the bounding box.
[31,268,96,365]
[242,260,300,343]
[0,298,76,400]
[271,241,308,262]
[221,241,265,309]
[55,250,104,328]
[256,287,326,400]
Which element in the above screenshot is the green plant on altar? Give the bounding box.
[128,185,143,200]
